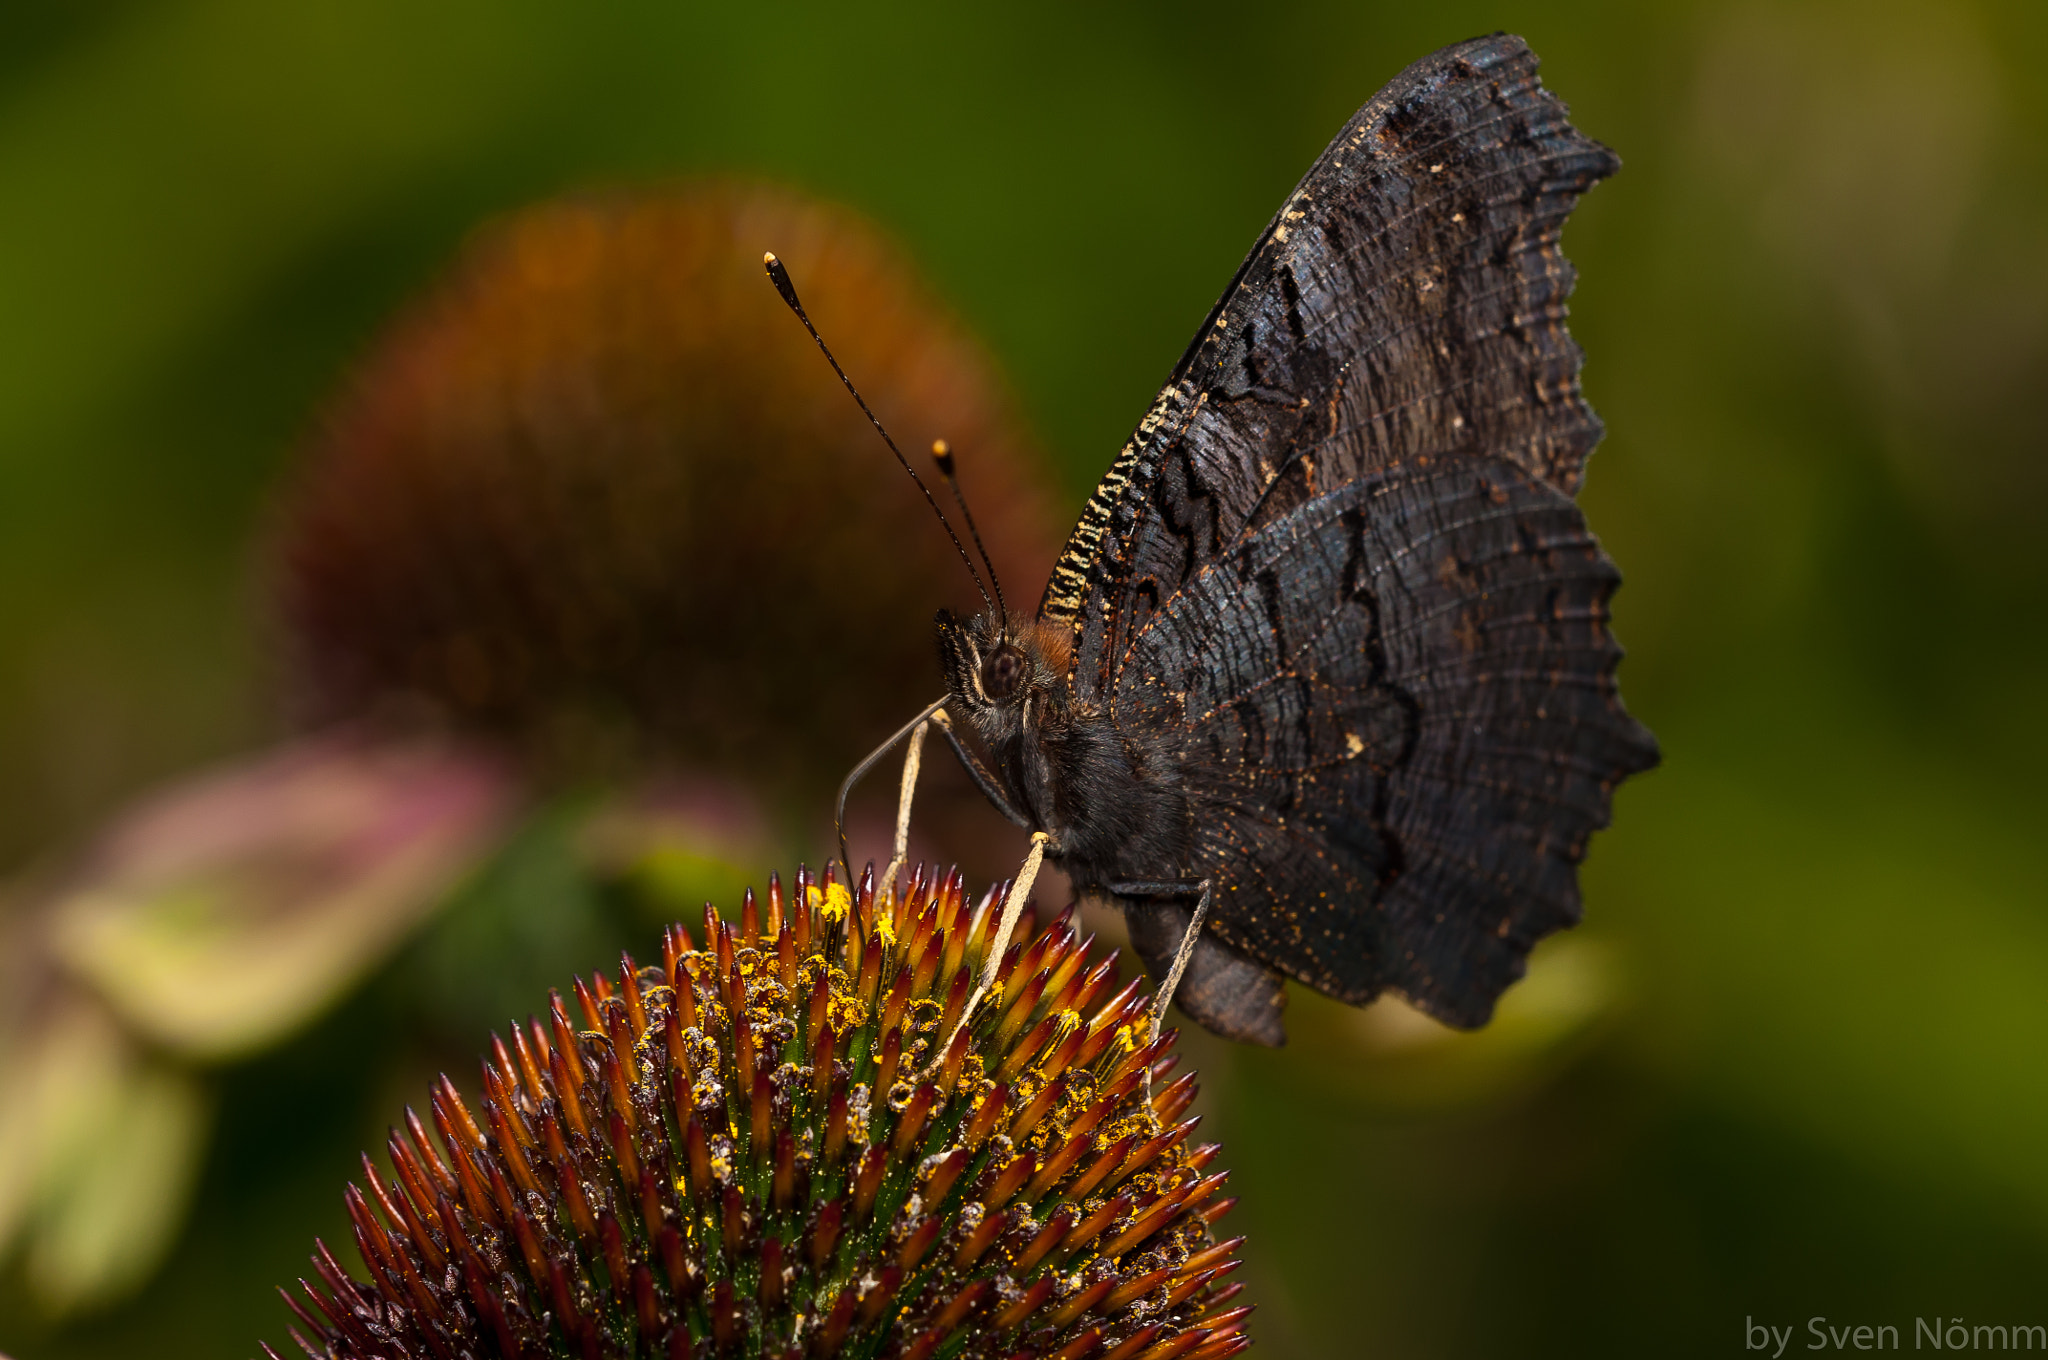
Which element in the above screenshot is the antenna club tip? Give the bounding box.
[931,439,949,456]
[764,252,803,311]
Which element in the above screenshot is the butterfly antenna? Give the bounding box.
[763,252,995,620]
[930,440,1009,640]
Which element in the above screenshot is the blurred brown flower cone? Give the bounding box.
[268,863,1251,1360]
[270,182,1061,796]
[3,183,1059,1316]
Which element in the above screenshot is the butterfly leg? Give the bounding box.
[923,830,1051,1078]
[836,696,948,874]
[879,715,931,900]
[1107,877,1214,1114]
[1107,879,1212,1045]
[930,707,1033,828]
[1112,881,1289,1050]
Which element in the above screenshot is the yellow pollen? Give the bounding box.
[821,882,852,923]
[828,994,868,1031]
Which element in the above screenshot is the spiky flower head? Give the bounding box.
[267,864,1250,1360]
[269,183,1057,794]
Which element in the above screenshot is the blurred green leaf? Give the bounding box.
[1275,935,1625,1110]
[0,997,210,1315]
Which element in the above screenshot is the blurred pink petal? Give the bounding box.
[45,733,519,1060]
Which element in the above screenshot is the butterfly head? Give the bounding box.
[934,610,1071,736]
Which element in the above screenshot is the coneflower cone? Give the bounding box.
[267,864,1251,1360]
[269,183,1058,797]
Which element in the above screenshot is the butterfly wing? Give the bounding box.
[1043,33,1657,1025]
[1120,458,1650,1024]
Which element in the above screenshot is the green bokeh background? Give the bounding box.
[3,1,2045,1355]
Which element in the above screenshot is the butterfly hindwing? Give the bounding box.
[1046,32,1657,1025]
[1118,454,1650,1022]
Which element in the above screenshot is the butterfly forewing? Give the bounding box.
[1043,33,1657,1025]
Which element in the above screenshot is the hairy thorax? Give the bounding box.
[1006,694,1189,887]
[937,610,1191,886]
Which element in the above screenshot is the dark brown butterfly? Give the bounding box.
[787,32,1658,1046]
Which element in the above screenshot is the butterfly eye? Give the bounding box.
[980,645,1027,700]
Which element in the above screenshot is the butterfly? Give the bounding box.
[916,32,1658,1047]
[771,31,1658,1047]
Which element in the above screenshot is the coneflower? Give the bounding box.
[266,864,1251,1360]
[269,182,1059,797]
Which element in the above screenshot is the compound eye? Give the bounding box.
[980,645,1027,700]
